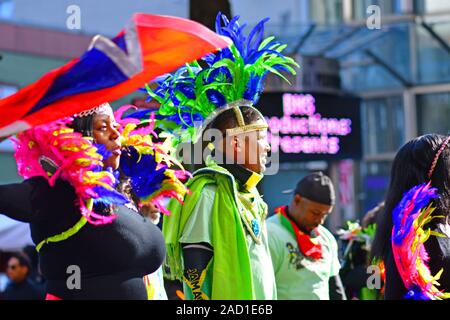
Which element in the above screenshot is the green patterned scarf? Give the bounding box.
[163,162,256,299]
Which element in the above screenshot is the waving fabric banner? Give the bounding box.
[0,13,230,137]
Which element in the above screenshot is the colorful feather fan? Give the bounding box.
[116,106,190,215]
[144,13,299,145]
[13,118,128,225]
[391,182,450,300]
[13,106,190,225]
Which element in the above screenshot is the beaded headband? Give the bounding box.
[428,136,450,179]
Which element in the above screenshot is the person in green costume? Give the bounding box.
[166,104,275,300]
[267,172,347,300]
[144,13,298,300]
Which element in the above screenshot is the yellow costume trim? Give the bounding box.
[36,199,93,252]
[243,171,263,191]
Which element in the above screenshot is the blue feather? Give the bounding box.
[176,83,196,100]
[120,146,168,199]
[124,109,151,120]
[207,67,232,83]
[94,143,112,161]
[166,111,203,128]
[246,17,270,61]
[217,14,246,54]
[215,12,227,35]
[92,186,129,205]
[392,183,438,245]
[405,285,431,300]
[206,89,226,107]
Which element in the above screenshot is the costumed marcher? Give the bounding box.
[148,13,298,300]
[338,217,383,300]
[372,134,450,300]
[267,172,347,300]
[0,102,188,299]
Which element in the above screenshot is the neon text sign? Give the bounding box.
[266,93,353,155]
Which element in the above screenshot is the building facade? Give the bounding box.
[259,0,450,231]
[1,0,450,231]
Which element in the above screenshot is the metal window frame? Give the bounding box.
[413,84,450,136]
[364,152,397,161]
[357,91,404,161]
[411,83,450,94]
[356,83,450,162]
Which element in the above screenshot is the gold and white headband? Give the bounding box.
[195,99,268,143]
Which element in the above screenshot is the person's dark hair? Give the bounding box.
[117,172,140,208]
[69,114,139,212]
[90,174,139,215]
[208,105,265,135]
[70,114,95,137]
[372,134,450,259]
[9,253,31,275]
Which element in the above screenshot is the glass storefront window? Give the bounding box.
[417,92,450,135]
[262,168,312,215]
[358,160,392,214]
[416,21,450,84]
[341,61,405,91]
[415,0,450,14]
[362,96,405,155]
[340,23,411,91]
[310,0,343,25]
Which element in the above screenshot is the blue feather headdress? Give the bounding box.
[143,13,299,145]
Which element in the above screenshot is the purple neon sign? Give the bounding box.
[266,93,353,155]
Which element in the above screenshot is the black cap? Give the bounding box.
[283,172,335,205]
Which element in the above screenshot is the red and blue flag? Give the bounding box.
[0,13,229,137]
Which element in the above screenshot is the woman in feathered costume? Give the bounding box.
[0,102,188,299]
[372,134,450,300]
[146,13,298,300]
